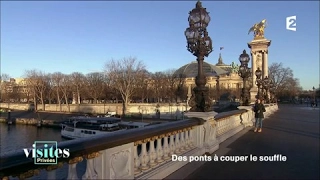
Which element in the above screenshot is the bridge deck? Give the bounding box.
[168,105,320,179]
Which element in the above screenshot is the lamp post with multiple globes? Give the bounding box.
[261,76,274,103]
[184,0,213,112]
[238,50,251,106]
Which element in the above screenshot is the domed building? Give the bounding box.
[174,53,243,102]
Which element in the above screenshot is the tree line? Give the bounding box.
[1,58,189,114]
[1,57,307,114]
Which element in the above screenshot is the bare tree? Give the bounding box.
[174,73,187,103]
[60,74,72,112]
[133,70,151,103]
[268,62,301,99]
[51,72,64,111]
[0,74,10,82]
[151,72,166,102]
[276,78,302,100]
[25,70,49,111]
[70,72,85,104]
[103,75,117,101]
[104,57,146,116]
[85,72,105,104]
[46,74,55,104]
[162,69,179,102]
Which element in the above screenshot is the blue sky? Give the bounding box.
[1,1,319,90]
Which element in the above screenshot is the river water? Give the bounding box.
[0,123,90,179]
[0,123,67,153]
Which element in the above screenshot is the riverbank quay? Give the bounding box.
[0,110,82,128]
[0,110,169,128]
[0,118,62,128]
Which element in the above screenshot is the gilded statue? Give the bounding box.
[248,19,267,39]
[231,62,239,73]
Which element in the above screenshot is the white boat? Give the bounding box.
[61,116,150,139]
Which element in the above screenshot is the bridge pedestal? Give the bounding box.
[185,111,219,154]
[238,106,255,127]
[248,38,271,103]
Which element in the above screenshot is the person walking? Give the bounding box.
[253,98,266,133]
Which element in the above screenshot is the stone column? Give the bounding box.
[263,50,268,78]
[249,51,258,103]
[248,38,271,104]
[251,51,257,89]
[263,50,270,101]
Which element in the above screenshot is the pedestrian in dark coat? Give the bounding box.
[253,99,266,132]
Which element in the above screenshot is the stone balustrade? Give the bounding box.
[0,103,278,180]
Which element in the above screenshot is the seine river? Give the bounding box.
[0,123,89,179]
[0,123,67,153]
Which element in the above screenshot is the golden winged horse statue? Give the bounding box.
[248,19,267,39]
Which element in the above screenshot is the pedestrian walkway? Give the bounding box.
[166,105,319,179]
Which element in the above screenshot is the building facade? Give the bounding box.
[0,78,30,102]
[174,53,243,102]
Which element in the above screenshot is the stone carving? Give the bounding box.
[174,133,181,154]
[83,152,101,180]
[67,163,79,180]
[83,159,98,180]
[68,156,83,164]
[179,131,186,152]
[256,54,262,69]
[134,140,142,146]
[203,120,217,148]
[17,169,40,179]
[231,62,239,73]
[142,138,151,143]
[169,135,176,155]
[110,150,131,179]
[46,162,64,171]
[148,140,157,167]
[188,129,194,147]
[139,143,149,170]
[156,138,164,163]
[84,152,100,159]
[134,146,141,175]
[248,19,267,39]
[162,136,170,160]
[67,158,83,180]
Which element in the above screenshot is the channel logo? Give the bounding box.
[23,141,70,165]
[286,16,296,31]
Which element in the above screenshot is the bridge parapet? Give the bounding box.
[0,103,278,180]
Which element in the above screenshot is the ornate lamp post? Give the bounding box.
[238,50,251,106]
[255,67,262,99]
[185,0,213,112]
[269,87,275,103]
[261,76,274,103]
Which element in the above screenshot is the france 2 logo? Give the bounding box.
[286,16,296,31]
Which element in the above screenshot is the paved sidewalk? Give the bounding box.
[181,105,319,179]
